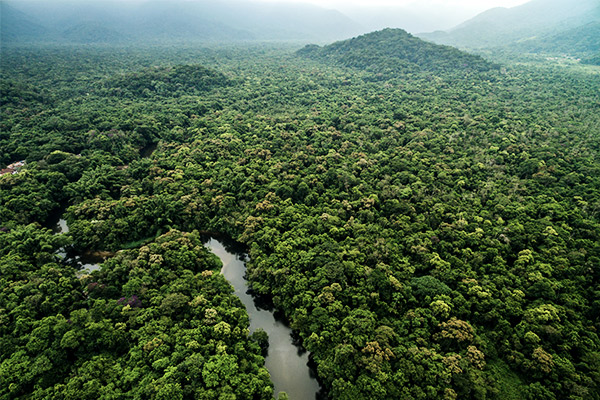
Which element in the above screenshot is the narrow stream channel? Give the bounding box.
[53,218,104,273]
[205,238,322,400]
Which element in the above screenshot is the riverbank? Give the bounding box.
[205,237,323,400]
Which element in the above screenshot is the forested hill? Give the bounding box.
[0,2,50,42]
[420,0,600,60]
[512,22,600,61]
[298,29,496,76]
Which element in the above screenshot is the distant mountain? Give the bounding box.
[1,0,363,45]
[61,23,126,44]
[215,1,361,41]
[420,0,600,51]
[298,29,495,77]
[514,21,600,56]
[0,2,53,43]
[121,2,254,42]
[341,3,483,35]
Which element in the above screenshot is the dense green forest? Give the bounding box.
[1,28,600,400]
[299,29,495,75]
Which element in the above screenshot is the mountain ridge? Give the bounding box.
[0,2,51,42]
[419,0,600,58]
[1,0,364,44]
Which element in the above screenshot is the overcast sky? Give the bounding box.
[256,0,530,10]
[6,0,534,33]
[252,0,532,31]
[254,0,532,31]
[8,0,531,11]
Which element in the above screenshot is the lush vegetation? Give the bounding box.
[300,29,495,75]
[0,228,273,399]
[1,28,600,400]
[515,21,600,55]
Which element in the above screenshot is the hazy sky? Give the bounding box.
[7,0,534,33]
[254,0,532,31]
[7,0,531,10]
[256,0,530,8]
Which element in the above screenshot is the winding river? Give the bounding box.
[53,216,320,398]
[205,238,322,400]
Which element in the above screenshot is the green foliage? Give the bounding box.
[515,21,600,56]
[299,28,495,76]
[251,328,270,356]
[582,53,600,65]
[1,42,600,399]
[100,64,231,99]
[0,230,272,399]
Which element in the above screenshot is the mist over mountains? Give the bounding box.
[0,0,533,45]
[1,0,362,44]
[419,0,600,59]
[2,0,598,63]
[0,0,440,46]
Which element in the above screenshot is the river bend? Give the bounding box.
[205,238,321,400]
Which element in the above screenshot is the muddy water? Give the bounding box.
[205,238,322,400]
